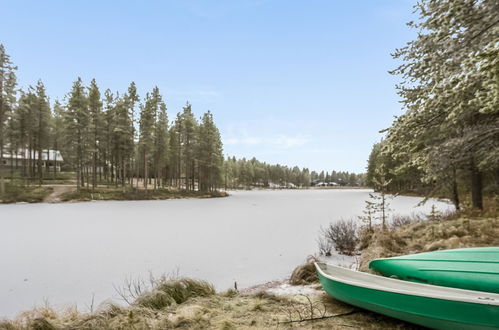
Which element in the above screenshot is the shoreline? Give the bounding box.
[0,185,373,205]
[0,184,230,205]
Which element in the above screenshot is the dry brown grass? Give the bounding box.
[289,256,320,286]
[359,216,499,272]
[0,288,420,329]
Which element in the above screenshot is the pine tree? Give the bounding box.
[180,103,197,190]
[153,101,168,189]
[126,82,139,187]
[358,199,376,232]
[34,80,51,185]
[17,91,33,182]
[0,44,17,195]
[113,93,134,187]
[197,111,223,191]
[51,100,65,178]
[139,89,157,189]
[386,0,499,210]
[65,77,89,191]
[87,79,102,189]
[168,114,182,188]
[102,89,115,183]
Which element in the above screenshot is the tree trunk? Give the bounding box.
[451,168,460,210]
[93,150,97,190]
[470,168,483,210]
[9,137,14,179]
[53,143,57,179]
[121,158,125,187]
[0,144,4,196]
[144,152,148,190]
[451,178,460,210]
[76,154,81,192]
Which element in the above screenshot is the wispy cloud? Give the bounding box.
[181,0,268,19]
[166,89,222,103]
[197,90,220,97]
[224,134,310,148]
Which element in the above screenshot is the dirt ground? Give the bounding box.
[42,185,76,203]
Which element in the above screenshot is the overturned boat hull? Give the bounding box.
[315,262,499,329]
[369,247,499,293]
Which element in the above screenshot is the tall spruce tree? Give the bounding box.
[0,44,17,195]
[168,114,182,187]
[385,0,499,209]
[102,89,115,183]
[17,90,35,182]
[87,79,102,189]
[180,103,198,191]
[65,78,89,191]
[138,89,157,189]
[197,111,223,191]
[125,82,139,186]
[113,93,134,187]
[51,100,65,178]
[34,80,51,185]
[153,99,168,189]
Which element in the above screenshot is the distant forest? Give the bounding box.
[366,1,498,210]
[224,157,365,189]
[0,45,364,194]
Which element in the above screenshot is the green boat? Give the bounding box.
[369,247,499,293]
[315,262,499,329]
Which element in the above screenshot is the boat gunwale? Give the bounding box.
[370,257,499,264]
[315,262,499,306]
[369,247,499,264]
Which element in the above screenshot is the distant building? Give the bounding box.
[1,149,64,172]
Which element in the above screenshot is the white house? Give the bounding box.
[1,149,64,172]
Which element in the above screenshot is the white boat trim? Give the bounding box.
[315,262,499,306]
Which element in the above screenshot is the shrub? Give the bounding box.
[358,226,374,250]
[391,213,424,228]
[321,219,358,256]
[0,183,52,203]
[290,262,318,285]
[316,234,333,256]
[29,318,57,330]
[133,278,215,310]
[0,320,18,330]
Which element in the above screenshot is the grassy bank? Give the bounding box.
[0,278,417,330]
[60,187,228,202]
[1,171,76,185]
[358,215,499,272]
[0,184,53,204]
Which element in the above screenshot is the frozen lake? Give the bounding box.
[0,189,452,317]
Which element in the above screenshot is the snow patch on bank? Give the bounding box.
[242,250,358,297]
[267,283,318,296]
[320,251,359,270]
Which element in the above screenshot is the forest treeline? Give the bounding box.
[0,45,365,195]
[224,156,365,189]
[0,44,225,193]
[366,0,498,210]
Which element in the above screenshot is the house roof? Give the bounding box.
[1,149,64,162]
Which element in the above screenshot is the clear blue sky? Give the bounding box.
[1,0,417,173]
